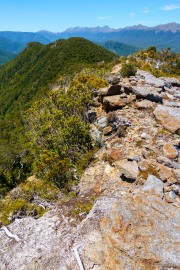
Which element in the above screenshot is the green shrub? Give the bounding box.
[120,62,137,77]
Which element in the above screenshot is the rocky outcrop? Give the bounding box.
[137,70,166,88]
[129,86,163,102]
[85,189,180,270]
[160,76,180,87]
[0,183,179,270]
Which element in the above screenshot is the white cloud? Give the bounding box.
[142,8,150,14]
[129,12,136,18]
[161,4,180,11]
[98,16,114,20]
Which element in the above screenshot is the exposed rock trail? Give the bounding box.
[0,69,179,270]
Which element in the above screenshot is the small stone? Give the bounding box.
[160,76,180,86]
[164,184,180,194]
[137,70,166,88]
[164,191,176,203]
[103,126,112,136]
[108,149,124,161]
[157,163,175,183]
[130,80,137,86]
[127,155,141,162]
[135,100,154,109]
[140,132,147,139]
[163,143,178,159]
[115,160,139,182]
[157,156,180,169]
[142,174,164,198]
[91,97,100,107]
[106,75,121,85]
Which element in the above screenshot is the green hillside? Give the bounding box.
[0,38,116,115]
[98,41,141,56]
[0,49,16,65]
[0,37,116,195]
[0,36,24,54]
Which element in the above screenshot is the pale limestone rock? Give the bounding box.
[130,86,162,102]
[142,174,164,198]
[153,105,180,133]
[137,70,166,88]
[114,160,139,181]
[135,99,155,109]
[160,76,180,86]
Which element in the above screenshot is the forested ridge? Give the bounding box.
[0,37,116,196]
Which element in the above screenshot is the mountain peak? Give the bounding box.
[151,22,180,33]
[124,24,148,30]
[64,26,115,33]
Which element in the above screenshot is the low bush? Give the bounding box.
[120,62,137,77]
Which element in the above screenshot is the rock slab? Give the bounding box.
[153,105,180,133]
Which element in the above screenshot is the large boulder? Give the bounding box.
[130,86,163,102]
[106,75,121,85]
[137,70,166,88]
[85,192,180,270]
[153,105,180,133]
[160,77,180,87]
[98,85,122,96]
[103,94,136,110]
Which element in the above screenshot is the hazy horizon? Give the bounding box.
[0,0,180,32]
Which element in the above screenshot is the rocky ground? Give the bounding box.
[0,67,180,270]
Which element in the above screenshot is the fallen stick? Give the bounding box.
[1,226,21,242]
[72,244,84,270]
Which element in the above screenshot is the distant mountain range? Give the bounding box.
[36,23,180,52]
[0,22,179,65]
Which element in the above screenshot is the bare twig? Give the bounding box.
[72,244,85,270]
[1,226,21,242]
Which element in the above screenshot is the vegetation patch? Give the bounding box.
[0,38,115,195]
[138,165,160,182]
[0,176,61,225]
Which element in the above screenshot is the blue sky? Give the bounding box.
[0,0,180,32]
